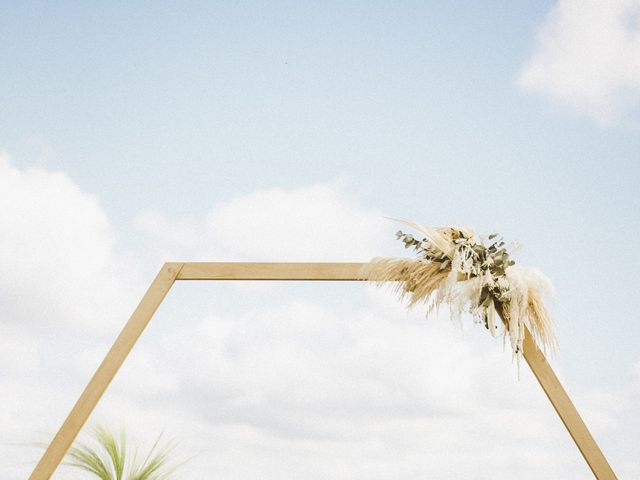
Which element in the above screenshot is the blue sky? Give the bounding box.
[2,1,640,478]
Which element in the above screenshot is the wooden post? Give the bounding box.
[30,262,616,479]
[522,330,617,479]
[29,263,183,480]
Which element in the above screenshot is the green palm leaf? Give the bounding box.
[64,425,179,480]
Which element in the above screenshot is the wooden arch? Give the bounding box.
[30,263,617,479]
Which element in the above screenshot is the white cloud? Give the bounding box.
[519,0,640,124]
[135,181,396,262]
[0,323,39,373]
[92,296,593,479]
[0,154,140,332]
[3,168,635,478]
[0,155,145,477]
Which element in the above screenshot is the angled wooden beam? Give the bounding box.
[29,263,184,480]
[522,331,616,479]
[30,262,616,479]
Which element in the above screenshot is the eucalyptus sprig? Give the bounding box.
[366,222,556,362]
[395,228,517,332]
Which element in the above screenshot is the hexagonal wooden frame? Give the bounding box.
[30,263,617,479]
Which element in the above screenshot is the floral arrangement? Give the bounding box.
[361,221,556,362]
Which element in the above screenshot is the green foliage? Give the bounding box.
[396,228,517,332]
[65,425,179,480]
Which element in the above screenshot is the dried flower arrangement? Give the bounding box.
[361,220,556,363]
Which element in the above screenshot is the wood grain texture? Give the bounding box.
[29,263,183,480]
[31,262,615,479]
[176,262,369,280]
[522,331,617,479]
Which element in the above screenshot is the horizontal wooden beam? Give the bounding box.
[31,261,616,480]
[176,262,368,280]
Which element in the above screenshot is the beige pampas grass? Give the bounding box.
[528,288,557,353]
[361,222,558,363]
[359,258,450,308]
[502,265,557,355]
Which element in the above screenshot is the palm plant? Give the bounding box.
[64,425,179,480]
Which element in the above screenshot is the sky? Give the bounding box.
[1,0,639,478]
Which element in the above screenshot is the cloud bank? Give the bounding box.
[0,155,138,332]
[134,181,395,261]
[1,157,636,478]
[519,0,640,124]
